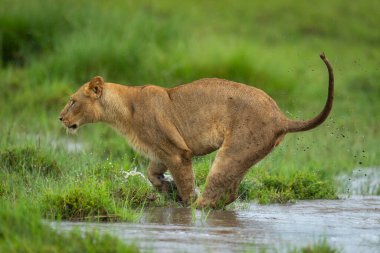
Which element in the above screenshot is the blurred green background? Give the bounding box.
[0,0,379,204]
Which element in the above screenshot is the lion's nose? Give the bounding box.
[59,116,63,121]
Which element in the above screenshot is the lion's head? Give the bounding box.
[59,76,105,133]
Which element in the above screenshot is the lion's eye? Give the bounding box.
[70,100,76,107]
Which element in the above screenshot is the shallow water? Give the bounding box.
[53,196,380,253]
[337,167,380,195]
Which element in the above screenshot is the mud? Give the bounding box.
[53,196,380,253]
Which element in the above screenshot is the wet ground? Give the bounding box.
[53,195,380,253]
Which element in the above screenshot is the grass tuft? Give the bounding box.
[240,170,337,204]
[42,177,129,221]
[0,147,61,177]
[290,239,340,253]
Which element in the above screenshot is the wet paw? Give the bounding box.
[195,197,217,209]
[160,179,178,194]
[159,180,181,202]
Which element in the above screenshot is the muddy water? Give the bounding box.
[53,196,380,253]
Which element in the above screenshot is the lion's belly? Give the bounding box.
[182,124,225,156]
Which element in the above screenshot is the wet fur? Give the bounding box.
[60,54,334,208]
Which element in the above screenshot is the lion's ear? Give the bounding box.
[87,76,104,98]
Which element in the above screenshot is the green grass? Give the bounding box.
[0,146,158,221]
[241,169,337,204]
[43,178,125,221]
[289,239,340,253]
[0,0,379,239]
[0,147,61,176]
[0,201,139,253]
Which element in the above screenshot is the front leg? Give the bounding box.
[147,161,177,194]
[165,156,197,206]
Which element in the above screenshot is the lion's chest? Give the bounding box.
[125,132,159,161]
[111,122,159,161]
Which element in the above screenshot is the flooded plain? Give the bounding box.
[53,195,380,253]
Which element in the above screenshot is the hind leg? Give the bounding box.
[223,175,246,206]
[196,138,275,208]
[195,152,250,208]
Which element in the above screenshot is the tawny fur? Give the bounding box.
[60,53,334,208]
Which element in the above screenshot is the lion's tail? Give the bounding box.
[285,53,334,133]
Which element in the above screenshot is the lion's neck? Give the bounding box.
[99,84,135,136]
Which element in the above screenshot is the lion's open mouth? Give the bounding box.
[68,124,78,130]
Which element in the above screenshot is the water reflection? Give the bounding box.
[53,196,380,253]
[143,207,243,228]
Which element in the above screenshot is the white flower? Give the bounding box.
[121,167,146,181]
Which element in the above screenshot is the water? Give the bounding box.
[23,133,85,153]
[52,196,380,253]
[49,137,85,153]
[337,167,380,195]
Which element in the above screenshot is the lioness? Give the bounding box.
[59,53,333,208]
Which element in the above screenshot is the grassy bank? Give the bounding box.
[0,201,139,253]
[1,202,340,253]
[0,0,378,224]
[0,145,337,222]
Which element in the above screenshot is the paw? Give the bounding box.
[159,180,182,201]
[159,178,177,194]
[181,189,200,207]
[195,197,216,209]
